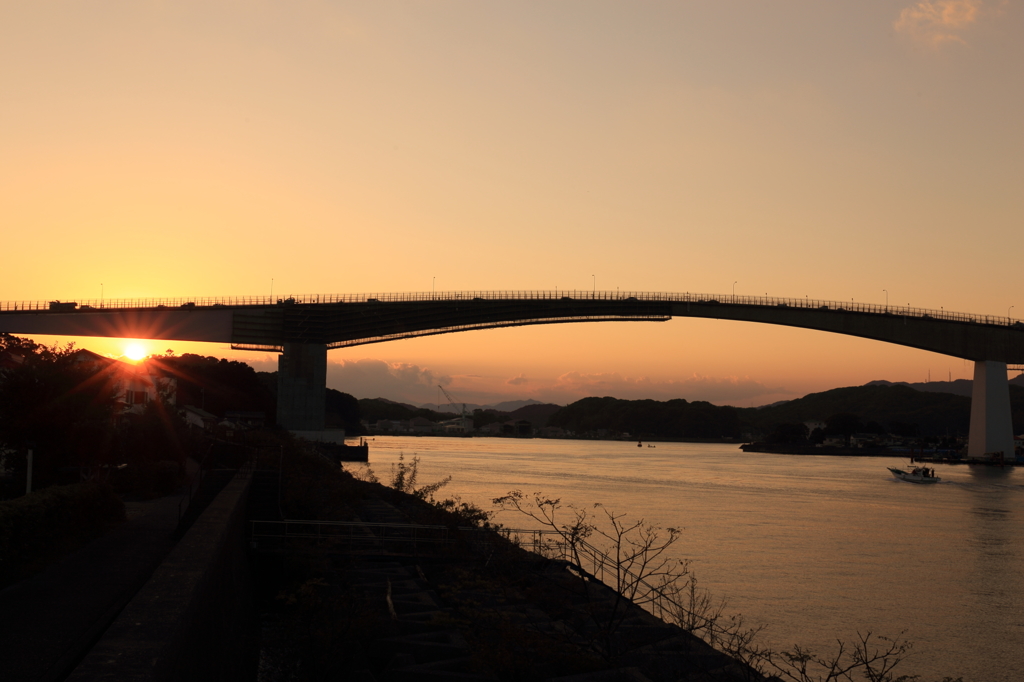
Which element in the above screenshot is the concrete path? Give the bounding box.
[0,491,184,682]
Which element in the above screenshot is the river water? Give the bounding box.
[346,436,1023,682]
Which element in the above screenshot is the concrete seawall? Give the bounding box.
[68,468,256,682]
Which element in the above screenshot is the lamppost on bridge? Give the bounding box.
[733,281,737,298]
[883,289,888,311]
[432,277,435,299]
[1009,305,1015,322]
[592,275,595,295]
[100,283,104,308]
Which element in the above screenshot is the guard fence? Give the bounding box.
[3,290,1021,329]
[248,519,725,640]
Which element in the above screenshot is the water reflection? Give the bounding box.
[353,437,1024,681]
[954,469,1021,677]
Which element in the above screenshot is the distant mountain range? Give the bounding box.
[866,374,1024,398]
[357,397,563,428]
[360,373,1024,438]
[416,398,548,413]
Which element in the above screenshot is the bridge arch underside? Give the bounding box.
[225,299,1024,363]
[244,299,1019,458]
[3,297,1020,457]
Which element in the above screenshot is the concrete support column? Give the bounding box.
[277,342,327,432]
[967,360,1015,459]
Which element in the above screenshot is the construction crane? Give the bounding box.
[437,384,467,420]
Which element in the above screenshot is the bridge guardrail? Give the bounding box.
[3,290,1022,329]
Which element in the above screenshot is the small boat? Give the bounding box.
[888,466,941,484]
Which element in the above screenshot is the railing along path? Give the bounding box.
[249,519,725,638]
[3,290,1022,329]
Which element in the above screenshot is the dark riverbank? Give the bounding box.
[739,442,897,456]
[739,441,1022,465]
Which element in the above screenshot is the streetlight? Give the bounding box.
[1009,305,1015,322]
[592,275,595,295]
[432,277,435,298]
[883,289,888,310]
[100,283,104,308]
[733,281,737,297]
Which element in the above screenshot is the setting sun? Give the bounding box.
[123,343,147,362]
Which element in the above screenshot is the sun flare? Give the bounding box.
[124,343,147,362]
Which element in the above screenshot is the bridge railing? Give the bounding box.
[2,290,1021,328]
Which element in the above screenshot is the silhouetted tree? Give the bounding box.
[863,420,887,435]
[325,388,365,435]
[825,413,863,447]
[155,353,275,420]
[767,422,809,444]
[0,340,119,486]
[887,421,920,438]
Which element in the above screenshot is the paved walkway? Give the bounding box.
[0,479,192,682]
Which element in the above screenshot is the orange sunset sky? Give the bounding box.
[2,1,1021,407]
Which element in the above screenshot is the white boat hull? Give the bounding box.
[888,467,940,484]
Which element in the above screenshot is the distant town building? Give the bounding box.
[409,416,435,434]
[183,405,218,431]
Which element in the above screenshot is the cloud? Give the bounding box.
[325,358,451,403]
[541,371,784,405]
[245,355,792,407]
[894,0,990,46]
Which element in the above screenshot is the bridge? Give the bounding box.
[3,290,1022,458]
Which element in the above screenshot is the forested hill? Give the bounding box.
[547,397,741,439]
[542,384,1024,440]
[743,383,1024,436]
[743,384,970,436]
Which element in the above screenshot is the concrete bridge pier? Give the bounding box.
[277,342,327,433]
[967,360,1015,459]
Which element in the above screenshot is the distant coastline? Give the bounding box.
[739,442,899,457]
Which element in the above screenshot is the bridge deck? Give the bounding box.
[3,291,1024,362]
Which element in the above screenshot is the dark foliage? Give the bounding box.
[887,421,920,438]
[0,342,120,485]
[0,481,124,586]
[155,353,275,421]
[506,402,562,428]
[548,396,742,439]
[0,336,201,492]
[472,408,505,429]
[325,388,365,435]
[825,413,863,446]
[741,384,981,438]
[0,333,46,356]
[767,422,809,444]
[118,400,191,464]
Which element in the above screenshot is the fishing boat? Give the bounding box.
[887,466,940,484]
